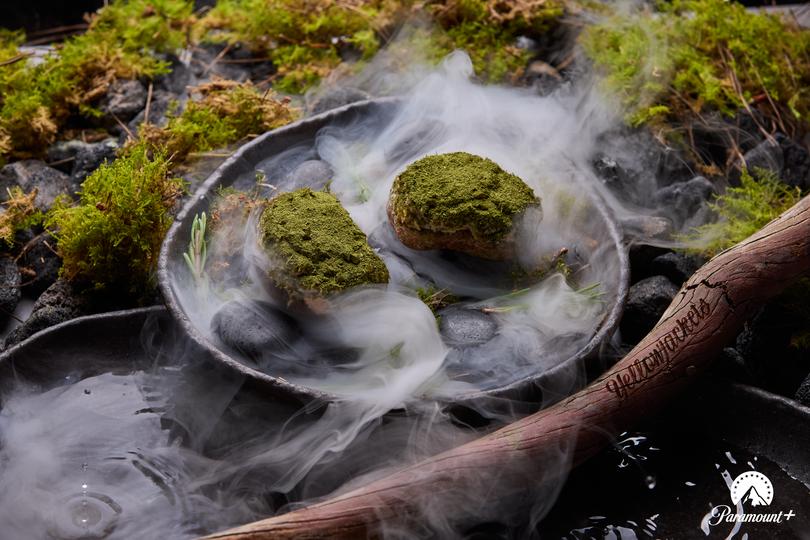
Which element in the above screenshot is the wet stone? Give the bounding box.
[438,307,498,348]
[620,275,679,344]
[211,300,301,361]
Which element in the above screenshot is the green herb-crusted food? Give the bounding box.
[259,188,389,301]
[388,152,540,260]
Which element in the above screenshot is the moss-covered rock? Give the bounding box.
[387,152,540,260]
[259,188,389,303]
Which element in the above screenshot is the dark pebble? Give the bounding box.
[650,252,705,285]
[438,307,498,348]
[620,275,679,344]
[654,176,717,229]
[211,300,301,361]
[154,55,192,95]
[3,279,91,349]
[99,79,147,122]
[309,87,371,115]
[0,160,73,211]
[71,138,118,186]
[16,233,61,296]
[0,256,21,326]
[128,90,179,134]
[777,134,810,191]
[287,160,333,190]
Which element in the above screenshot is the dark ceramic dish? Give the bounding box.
[157,98,631,406]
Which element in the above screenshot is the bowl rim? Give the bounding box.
[157,97,630,406]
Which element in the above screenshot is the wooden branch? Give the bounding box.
[205,195,810,540]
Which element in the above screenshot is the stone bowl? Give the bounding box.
[158,98,630,406]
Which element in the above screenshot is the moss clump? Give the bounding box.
[260,188,389,298]
[679,168,801,257]
[137,80,298,160]
[196,0,564,92]
[426,0,563,82]
[388,152,539,258]
[0,187,43,247]
[581,0,810,130]
[196,0,392,93]
[45,145,184,295]
[0,0,193,159]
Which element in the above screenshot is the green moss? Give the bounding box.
[581,0,810,129]
[0,0,193,159]
[426,0,563,82]
[679,168,801,257]
[45,145,184,295]
[0,187,44,247]
[137,80,298,160]
[416,284,460,314]
[196,0,564,91]
[390,152,538,242]
[259,188,389,297]
[197,0,389,93]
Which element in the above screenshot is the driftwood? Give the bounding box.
[205,195,810,540]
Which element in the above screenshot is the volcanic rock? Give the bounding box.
[620,275,679,344]
[0,256,21,326]
[16,233,61,296]
[777,134,810,191]
[0,160,73,211]
[3,279,92,349]
[154,54,192,95]
[388,152,540,260]
[654,176,716,229]
[742,139,784,177]
[127,90,178,136]
[71,138,118,186]
[99,79,148,122]
[310,87,371,115]
[46,140,91,173]
[650,252,705,285]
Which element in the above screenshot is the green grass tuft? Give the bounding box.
[679,168,801,257]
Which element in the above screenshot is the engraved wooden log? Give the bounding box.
[205,195,810,540]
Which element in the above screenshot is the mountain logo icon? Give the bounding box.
[730,471,774,506]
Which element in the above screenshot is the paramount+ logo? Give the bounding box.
[707,471,797,526]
